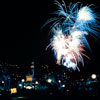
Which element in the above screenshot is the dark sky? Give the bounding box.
[0,1,40,64]
[0,0,100,74]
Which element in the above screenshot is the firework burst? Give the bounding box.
[42,0,100,71]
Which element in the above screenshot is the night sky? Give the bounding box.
[0,1,40,64]
[0,0,100,74]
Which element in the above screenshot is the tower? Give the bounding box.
[30,61,36,81]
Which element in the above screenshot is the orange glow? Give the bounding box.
[26,76,33,81]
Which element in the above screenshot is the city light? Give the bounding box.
[19,84,22,87]
[25,86,32,90]
[24,86,26,88]
[35,81,39,84]
[10,88,17,94]
[62,84,65,88]
[58,80,61,83]
[22,79,25,82]
[26,75,33,82]
[2,81,4,84]
[47,79,52,83]
[91,74,96,79]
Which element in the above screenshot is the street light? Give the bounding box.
[47,79,52,83]
[35,81,38,84]
[22,79,25,82]
[91,74,96,79]
[19,84,22,87]
[62,84,65,87]
[58,80,61,83]
[2,81,4,84]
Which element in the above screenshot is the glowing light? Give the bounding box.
[2,81,4,84]
[19,84,22,87]
[91,74,96,79]
[30,65,34,68]
[22,79,25,82]
[62,84,65,87]
[47,79,52,83]
[24,86,26,88]
[32,86,34,88]
[35,81,39,84]
[26,75,33,82]
[25,86,32,90]
[58,80,61,83]
[10,88,17,94]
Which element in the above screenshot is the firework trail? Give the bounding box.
[42,0,100,71]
